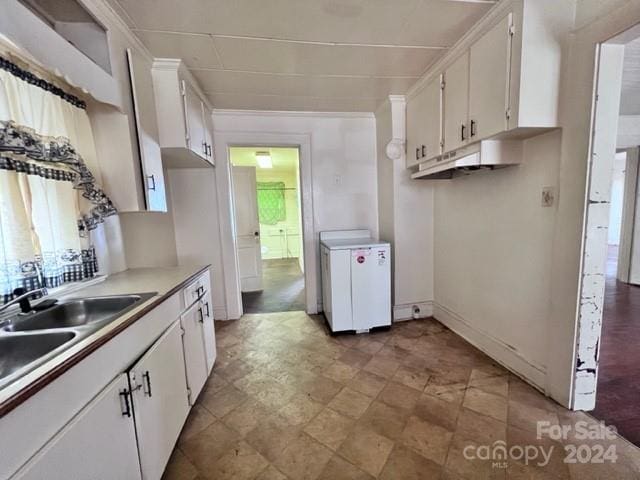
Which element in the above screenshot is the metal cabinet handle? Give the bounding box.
[119,389,132,417]
[202,141,208,154]
[147,174,156,191]
[198,307,204,323]
[142,371,152,397]
[461,124,467,141]
[421,145,426,158]
[207,144,212,157]
[204,301,210,317]
[470,120,477,138]
[415,148,420,160]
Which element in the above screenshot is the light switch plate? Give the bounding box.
[542,186,555,207]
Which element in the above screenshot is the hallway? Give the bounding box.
[593,247,640,447]
[241,259,305,313]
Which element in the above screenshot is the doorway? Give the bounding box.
[229,147,305,313]
[574,26,640,445]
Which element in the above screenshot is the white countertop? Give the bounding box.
[0,265,209,413]
[320,237,390,250]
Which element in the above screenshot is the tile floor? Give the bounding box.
[163,312,640,479]
[241,259,305,313]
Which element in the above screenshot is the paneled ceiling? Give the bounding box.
[621,38,640,116]
[108,0,496,112]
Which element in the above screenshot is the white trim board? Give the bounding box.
[213,131,317,318]
[432,302,547,391]
[393,301,434,322]
[212,109,375,119]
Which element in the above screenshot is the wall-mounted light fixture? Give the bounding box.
[255,151,272,168]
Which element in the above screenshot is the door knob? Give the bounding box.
[254,231,260,237]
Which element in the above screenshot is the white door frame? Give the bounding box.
[213,131,317,317]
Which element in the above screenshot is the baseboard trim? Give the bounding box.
[433,302,546,390]
[393,301,434,322]
[213,307,228,321]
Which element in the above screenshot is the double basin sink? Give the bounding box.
[0,293,156,390]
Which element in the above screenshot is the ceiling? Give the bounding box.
[107,0,496,112]
[230,147,299,171]
[621,37,640,116]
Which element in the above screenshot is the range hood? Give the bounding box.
[411,140,523,180]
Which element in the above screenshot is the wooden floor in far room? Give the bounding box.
[241,258,306,314]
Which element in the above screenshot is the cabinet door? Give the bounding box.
[15,374,141,480]
[406,88,427,168]
[423,74,443,161]
[200,290,216,373]
[131,320,189,480]
[181,300,209,404]
[182,81,207,160]
[202,103,214,165]
[443,52,470,152]
[469,14,513,141]
[126,48,167,212]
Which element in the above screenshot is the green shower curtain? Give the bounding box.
[257,182,286,225]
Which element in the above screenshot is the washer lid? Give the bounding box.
[320,237,390,250]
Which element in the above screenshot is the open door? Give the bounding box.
[232,166,263,292]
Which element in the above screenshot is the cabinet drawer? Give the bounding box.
[183,270,210,307]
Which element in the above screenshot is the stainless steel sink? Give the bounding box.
[0,332,76,381]
[0,292,156,390]
[5,295,145,332]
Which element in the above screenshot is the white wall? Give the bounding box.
[212,110,379,316]
[433,131,561,386]
[376,99,435,321]
[608,152,627,245]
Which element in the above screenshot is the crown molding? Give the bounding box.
[212,109,375,119]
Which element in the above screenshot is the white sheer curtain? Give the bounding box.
[0,52,116,303]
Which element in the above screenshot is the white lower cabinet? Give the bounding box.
[201,290,216,373]
[181,300,209,405]
[14,374,142,480]
[131,320,190,480]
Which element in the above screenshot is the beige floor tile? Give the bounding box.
[199,384,248,418]
[254,382,297,410]
[162,448,199,480]
[203,441,269,480]
[378,381,421,410]
[509,376,559,413]
[304,407,355,450]
[273,432,333,480]
[455,407,507,444]
[445,435,507,480]
[221,397,272,436]
[278,392,324,426]
[401,415,453,465]
[245,415,302,462]
[391,364,431,391]
[507,400,560,434]
[217,359,255,383]
[347,370,387,398]
[507,425,570,479]
[339,425,394,477]
[322,361,360,383]
[424,381,468,405]
[255,464,288,480]
[298,374,344,404]
[468,372,509,398]
[179,404,216,444]
[462,387,508,423]
[316,455,374,480]
[201,372,229,395]
[362,355,400,379]
[413,392,461,431]
[354,338,385,356]
[358,400,411,441]
[379,445,443,480]
[338,349,373,369]
[328,387,374,420]
[180,421,240,473]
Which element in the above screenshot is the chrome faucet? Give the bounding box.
[0,288,47,314]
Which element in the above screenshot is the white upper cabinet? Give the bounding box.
[468,14,513,142]
[152,59,214,168]
[406,74,442,168]
[406,0,573,167]
[443,52,470,153]
[126,48,167,212]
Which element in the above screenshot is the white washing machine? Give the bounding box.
[320,230,391,333]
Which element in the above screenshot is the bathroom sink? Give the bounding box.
[5,294,150,332]
[0,331,76,382]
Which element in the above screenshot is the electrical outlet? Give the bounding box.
[541,186,555,207]
[333,174,342,186]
